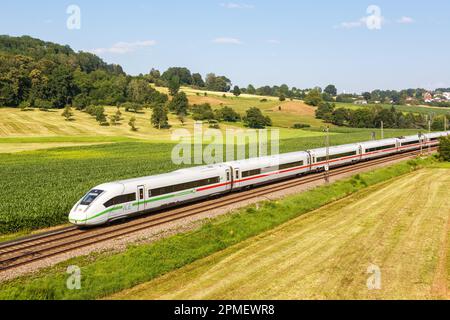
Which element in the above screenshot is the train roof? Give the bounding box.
[308,142,360,154]
[223,150,309,168]
[109,164,227,186]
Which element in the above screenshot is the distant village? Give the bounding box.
[353,90,450,107]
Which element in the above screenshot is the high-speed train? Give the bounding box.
[69,131,449,226]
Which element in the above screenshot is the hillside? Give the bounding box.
[0,35,167,109]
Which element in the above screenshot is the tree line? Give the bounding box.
[315,102,450,131]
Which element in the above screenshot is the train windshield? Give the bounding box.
[80,189,104,206]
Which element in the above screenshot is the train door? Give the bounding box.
[137,185,145,211]
[225,167,233,191]
[234,168,240,188]
[306,151,313,172]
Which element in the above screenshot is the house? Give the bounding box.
[443,92,450,100]
[354,100,368,105]
[423,92,433,103]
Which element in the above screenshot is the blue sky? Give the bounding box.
[1,0,449,93]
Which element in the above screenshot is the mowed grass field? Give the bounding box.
[0,98,323,154]
[111,168,450,300]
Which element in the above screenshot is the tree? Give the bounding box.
[243,107,272,129]
[331,108,349,126]
[192,73,205,88]
[151,103,169,129]
[168,92,189,115]
[148,68,161,83]
[161,67,192,85]
[72,94,89,110]
[127,79,156,104]
[247,84,256,95]
[121,102,143,113]
[109,107,122,125]
[47,65,77,108]
[61,105,74,121]
[438,136,450,161]
[324,84,337,96]
[215,106,241,122]
[90,105,108,125]
[168,76,180,96]
[191,103,215,121]
[304,89,323,106]
[128,116,137,131]
[35,98,53,111]
[205,73,231,92]
[362,92,372,101]
[279,93,286,102]
[233,86,241,97]
[315,102,335,121]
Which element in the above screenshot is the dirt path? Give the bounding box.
[110,168,450,300]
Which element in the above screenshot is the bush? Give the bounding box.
[243,107,272,129]
[215,106,241,122]
[121,102,143,113]
[208,120,220,129]
[304,89,323,106]
[438,136,450,161]
[191,103,215,121]
[292,123,311,129]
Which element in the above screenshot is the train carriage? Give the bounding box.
[398,134,425,152]
[359,138,399,160]
[225,151,311,189]
[308,143,361,171]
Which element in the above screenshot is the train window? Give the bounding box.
[226,172,230,181]
[365,144,396,153]
[316,151,357,163]
[242,169,261,178]
[279,161,304,170]
[236,170,239,179]
[150,177,221,197]
[80,189,103,206]
[401,140,420,146]
[103,193,136,208]
[139,188,144,200]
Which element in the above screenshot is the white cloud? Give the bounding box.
[213,37,243,45]
[336,18,366,29]
[397,16,414,24]
[335,16,385,30]
[90,40,156,55]
[267,39,280,44]
[220,2,254,9]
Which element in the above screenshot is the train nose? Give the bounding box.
[69,206,87,226]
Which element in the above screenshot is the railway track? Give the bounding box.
[0,149,434,272]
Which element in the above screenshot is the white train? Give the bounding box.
[69,131,449,226]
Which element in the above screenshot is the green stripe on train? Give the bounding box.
[76,189,197,223]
